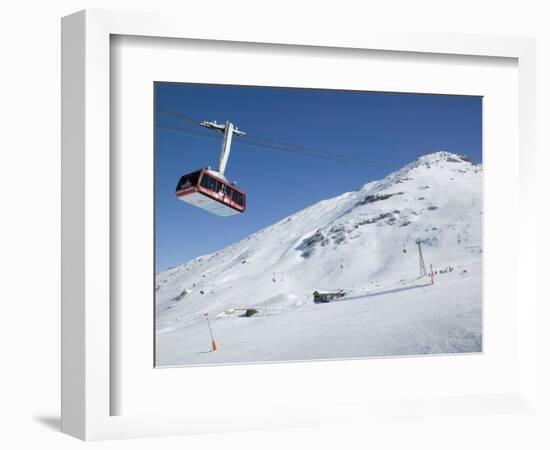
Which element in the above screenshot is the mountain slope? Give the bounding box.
[155,151,483,366]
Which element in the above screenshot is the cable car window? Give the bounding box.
[225,186,233,200]
[234,191,243,206]
[200,173,213,190]
[200,173,208,188]
[177,171,200,190]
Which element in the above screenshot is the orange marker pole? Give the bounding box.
[205,314,217,352]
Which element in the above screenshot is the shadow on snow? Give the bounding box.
[339,282,433,302]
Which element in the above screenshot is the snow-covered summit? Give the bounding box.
[359,151,480,192]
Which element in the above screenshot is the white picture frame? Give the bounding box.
[61,9,537,441]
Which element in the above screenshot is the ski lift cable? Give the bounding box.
[239,134,367,164]
[161,122,367,165]
[158,108,204,126]
[158,109,372,165]
[159,124,223,141]
[240,133,361,162]
[159,123,367,164]
[159,123,345,162]
[160,108,366,161]
[235,136,365,164]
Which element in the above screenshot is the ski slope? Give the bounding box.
[156,151,483,366]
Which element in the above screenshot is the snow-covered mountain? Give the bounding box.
[156,151,483,366]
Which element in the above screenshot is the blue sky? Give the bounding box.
[155,83,482,272]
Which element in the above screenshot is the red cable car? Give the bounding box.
[176,168,246,216]
[175,119,247,217]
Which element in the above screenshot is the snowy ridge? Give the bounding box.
[156,151,483,366]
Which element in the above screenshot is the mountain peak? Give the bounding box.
[358,151,478,194]
[416,151,473,165]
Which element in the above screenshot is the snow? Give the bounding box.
[155,151,483,367]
